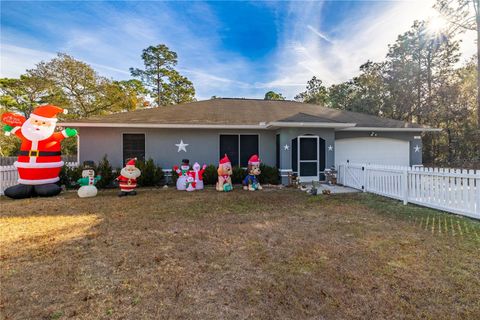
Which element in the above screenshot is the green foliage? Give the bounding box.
[59,164,83,188]
[258,164,280,185]
[130,44,195,106]
[171,169,179,185]
[231,166,247,184]
[96,155,115,189]
[294,76,329,104]
[202,164,218,185]
[264,91,285,101]
[136,158,164,186]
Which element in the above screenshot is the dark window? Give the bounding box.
[219,135,239,167]
[276,134,280,169]
[299,137,317,160]
[123,133,145,165]
[240,135,259,167]
[300,162,317,176]
[291,138,298,173]
[219,134,259,167]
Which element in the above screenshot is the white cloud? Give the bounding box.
[262,0,477,99]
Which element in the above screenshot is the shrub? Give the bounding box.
[136,158,164,186]
[202,164,218,185]
[59,164,83,189]
[258,164,280,185]
[231,166,247,184]
[95,155,116,188]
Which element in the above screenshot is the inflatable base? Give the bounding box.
[118,190,137,197]
[4,183,61,199]
[78,185,98,198]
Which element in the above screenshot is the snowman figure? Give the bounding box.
[77,162,101,198]
[173,159,190,191]
[192,162,207,190]
[185,171,196,192]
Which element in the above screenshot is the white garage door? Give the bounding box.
[335,137,410,166]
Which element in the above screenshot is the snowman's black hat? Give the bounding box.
[182,159,189,164]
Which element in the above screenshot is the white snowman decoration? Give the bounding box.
[77,165,101,198]
[173,159,190,191]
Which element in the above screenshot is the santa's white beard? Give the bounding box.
[121,167,141,179]
[21,121,55,141]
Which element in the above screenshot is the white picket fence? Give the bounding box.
[0,162,78,195]
[338,163,480,220]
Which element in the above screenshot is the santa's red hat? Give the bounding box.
[30,105,67,123]
[248,154,260,165]
[219,154,231,165]
[126,158,137,167]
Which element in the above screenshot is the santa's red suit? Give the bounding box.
[118,175,138,192]
[11,106,70,185]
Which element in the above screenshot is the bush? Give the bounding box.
[95,155,116,188]
[231,166,247,184]
[258,164,280,185]
[136,158,164,186]
[202,164,218,185]
[59,164,83,189]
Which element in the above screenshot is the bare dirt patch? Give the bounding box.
[1,188,479,319]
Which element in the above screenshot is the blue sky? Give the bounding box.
[1,0,476,100]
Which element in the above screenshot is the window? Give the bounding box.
[123,133,145,164]
[219,134,259,167]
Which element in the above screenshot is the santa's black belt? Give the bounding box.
[18,151,62,156]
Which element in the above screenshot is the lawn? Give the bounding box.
[1,188,479,319]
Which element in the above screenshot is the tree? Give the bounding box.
[294,76,329,105]
[436,0,480,126]
[130,44,195,106]
[28,53,143,117]
[264,91,285,100]
[0,75,62,117]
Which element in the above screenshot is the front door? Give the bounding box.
[298,136,319,182]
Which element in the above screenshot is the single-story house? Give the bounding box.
[60,98,440,184]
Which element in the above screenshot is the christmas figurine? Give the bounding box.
[1,105,77,199]
[185,171,197,192]
[192,162,207,190]
[216,154,233,192]
[243,154,263,191]
[77,162,101,198]
[173,159,190,191]
[117,158,141,197]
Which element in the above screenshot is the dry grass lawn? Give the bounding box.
[1,188,479,320]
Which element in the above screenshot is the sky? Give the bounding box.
[0,0,476,100]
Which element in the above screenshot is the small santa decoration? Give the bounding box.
[77,162,101,198]
[192,162,207,190]
[1,105,77,199]
[117,158,141,197]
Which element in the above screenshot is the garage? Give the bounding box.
[335,137,410,166]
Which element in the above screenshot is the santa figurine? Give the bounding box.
[173,159,190,191]
[77,161,101,198]
[185,171,197,192]
[117,158,141,197]
[1,105,77,199]
[192,162,207,190]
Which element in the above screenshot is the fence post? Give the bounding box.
[476,171,480,216]
[402,167,408,205]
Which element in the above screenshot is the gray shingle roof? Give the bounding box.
[63,98,428,129]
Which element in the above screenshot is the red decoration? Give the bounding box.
[1,112,26,127]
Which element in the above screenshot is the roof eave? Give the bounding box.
[58,122,270,129]
[337,126,442,132]
[267,122,356,129]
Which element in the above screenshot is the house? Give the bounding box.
[60,98,440,184]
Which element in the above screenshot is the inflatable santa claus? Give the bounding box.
[2,105,77,199]
[117,158,141,197]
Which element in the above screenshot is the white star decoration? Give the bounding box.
[328,145,333,151]
[175,140,189,152]
[283,144,289,151]
[414,145,421,153]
